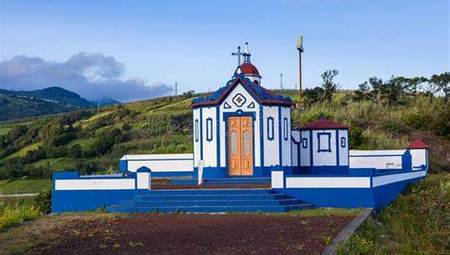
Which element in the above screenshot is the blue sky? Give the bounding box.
[0,0,449,100]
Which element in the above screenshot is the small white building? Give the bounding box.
[192,56,293,178]
[292,118,349,174]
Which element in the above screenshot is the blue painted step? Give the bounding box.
[133,198,300,207]
[107,188,311,213]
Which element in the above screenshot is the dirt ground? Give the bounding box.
[0,212,358,255]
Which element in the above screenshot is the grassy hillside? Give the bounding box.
[0,88,448,179]
[338,173,449,254]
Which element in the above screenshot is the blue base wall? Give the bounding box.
[52,190,135,213]
[274,188,374,208]
[372,176,424,208]
[274,176,425,209]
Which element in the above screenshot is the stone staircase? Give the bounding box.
[107,188,311,213]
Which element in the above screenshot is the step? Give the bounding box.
[136,194,287,201]
[138,188,271,196]
[133,198,300,207]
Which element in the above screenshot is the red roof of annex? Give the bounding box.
[407,139,429,149]
[300,118,348,130]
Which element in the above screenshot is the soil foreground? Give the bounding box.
[0,212,358,255]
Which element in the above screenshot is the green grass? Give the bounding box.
[0,127,12,136]
[337,173,449,255]
[66,138,94,150]
[31,157,75,171]
[293,208,363,217]
[0,179,51,194]
[3,142,43,160]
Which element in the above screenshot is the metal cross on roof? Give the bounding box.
[231,45,245,67]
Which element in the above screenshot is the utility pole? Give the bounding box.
[174,82,178,96]
[280,73,284,90]
[296,34,304,108]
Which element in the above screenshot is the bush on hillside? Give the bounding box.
[33,188,51,214]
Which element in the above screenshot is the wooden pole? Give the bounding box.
[296,35,304,109]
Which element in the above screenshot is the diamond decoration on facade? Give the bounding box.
[232,93,246,107]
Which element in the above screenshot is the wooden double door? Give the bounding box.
[227,116,254,176]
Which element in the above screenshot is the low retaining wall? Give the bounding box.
[272,170,427,208]
[52,169,151,213]
[119,153,194,176]
[349,150,406,170]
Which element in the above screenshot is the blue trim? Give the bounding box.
[194,119,199,142]
[206,117,213,141]
[232,93,247,107]
[216,106,220,168]
[302,138,308,149]
[317,132,332,152]
[200,108,203,160]
[278,106,282,166]
[283,117,288,141]
[259,106,264,168]
[341,137,346,148]
[119,160,127,173]
[336,130,340,166]
[267,117,274,140]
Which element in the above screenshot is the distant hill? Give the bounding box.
[0,87,93,107]
[0,87,96,121]
[92,97,121,106]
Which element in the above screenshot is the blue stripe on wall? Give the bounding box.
[216,106,220,168]
[336,130,340,166]
[259,106,264,168]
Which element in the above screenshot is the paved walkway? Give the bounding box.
[0,193,39,198]
[322,208,373,255]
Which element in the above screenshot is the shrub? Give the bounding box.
[33,188,51,214]
[0,204,41,231]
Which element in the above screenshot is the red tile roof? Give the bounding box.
[300,118,348,130]
[407,139,429,149]
[240,62,260,77]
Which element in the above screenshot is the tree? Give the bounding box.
[68,144,82,158]
[320,69,339,102]
[429,72,450,102]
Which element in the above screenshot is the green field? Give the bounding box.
[0,179,51,194]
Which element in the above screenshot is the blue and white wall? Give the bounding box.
[272,168,427,208]
[120,154,193,177]
[52,169,151,212]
